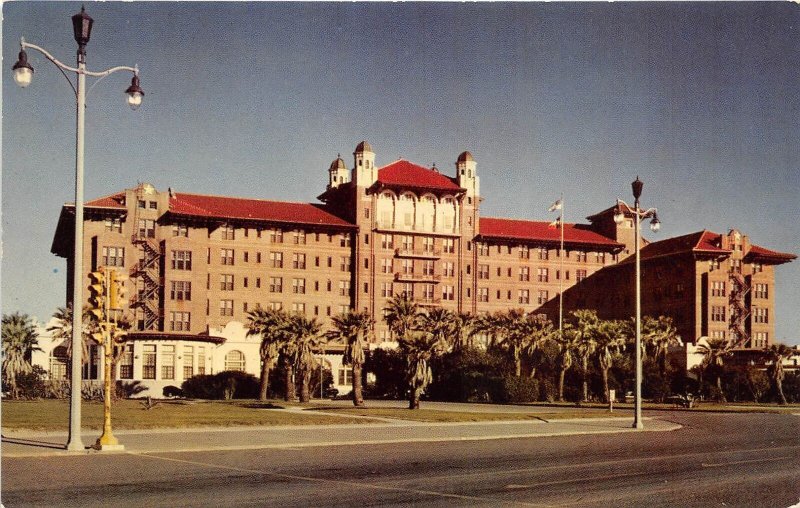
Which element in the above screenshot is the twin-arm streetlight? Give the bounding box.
[11,6,144,452]
[614,177,660,430]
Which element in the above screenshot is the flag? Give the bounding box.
[548,218,561,229]
[548,199,562,212]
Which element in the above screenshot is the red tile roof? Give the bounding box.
[479,217,623,249]
[745,244,797,262]
[377,160,462,192]
[72,192,127,209]
[169,193,354,228]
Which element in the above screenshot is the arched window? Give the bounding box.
[50,346,68,380]
[225,350,246,372]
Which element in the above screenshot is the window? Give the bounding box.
[172,224,188,237]
[338,366,353,386]
[221,249,235,266]
[478,264,490,280]
[752,263,763,273]
[381,282,393,297]
[518,289,530,304]
[149,201,158,210]
[422,260,435,276]
[752,332,768,348]
[243,277,249,288]
[170,281,192,301]
[137,200,146,209]
[225,350,245,372]
[381,258,393,274]
[519,246,530,259]
[754,283,768,299]
[292,303,306,315]
[270,251,283,268]
[197,346,206,375]
[711,306,726,322]
[171,251,192,270]
[538,247,549,260]
[269,302,283,311]
[519,267,530,282]
[257,252,262,263]
[422,284,435,301]
[401,259,414,275]
[422,237,435,253]
[118,345,133,379]
[711,281,726,297]
[478,287,489,302]
[381,234,393,249]
[443,285,455,301]
[292,278,306,294]
[730,259,742,273]
[538,290,549,305]
[443,262,455,277]
[753,307,769,323]
[293,231,306,244]
[183,346,194,379]
[443,238,455,254]
[104,218,122,233]
[401,235,413,251]
[340,256,351,271]
[142,345,156,379]
[364,208,370,219]
[161,345,176,380]
[270,229,283,243]
[102,246,125,267]
[400,283,413,298]
[293,253,306,269]
[220,274,234,291]
[477,243,489,256]
[576,269,587,282]
[339,280,351,297]
[256,277,261,289]
[710,259,721,272]
[243,252,249,263]
[711,330,726,340]
[270,277,283,293]
[220,225,235,240]
[577,251,588,262]
[340,234,351,247]
[537,268,549,283]
[220,299,234,317]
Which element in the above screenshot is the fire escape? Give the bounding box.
[129,187,163,331]
[728,271,751,348]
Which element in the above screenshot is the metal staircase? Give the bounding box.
[728,271,750,348]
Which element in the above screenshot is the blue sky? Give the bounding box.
[3,2,798,344]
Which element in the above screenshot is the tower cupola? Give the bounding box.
[328,154,349,189]
[353,140,377,187]
[456,150,479,197]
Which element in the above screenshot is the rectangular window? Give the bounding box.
[518,289,530,304]
[478,287,489,302]
[596,252,606,264]
[537,268,549,283]
[478,264,490,280]
[119,344,134,379]
[340,234,351,247]
[294,231,306,244]
[443,238,455,254]
[422,284,435,300]
[221,225,235,240]
[711,281,726,297]
[400,283,413,299]
[538,290,549,305]
[443,285,455,301]
[753,332,768,348]
[161,345,175,380]
[381,234,394,249]
[104,218,123,233]
[183,346,194,379]
[753,307,769,323]
[340,256,351,272]
[293,253,306,269]
[576,269,587,282]
[270,229,283,243]
[292,278,306,294]
[752,263,763,273]
[270,251,283,268]
[197,346,206,375]
[402,259,414,275]
[711,306,726,322]
[220,249,234,266]
[422,237,435,253]
[538,247,549,260]
[170,281,192,301]
[171,250,192,270]
[754,283,768,299]
[291,302,306,315]
[519,246,530,259]
[137,219,155,238]
[730,259,742,273]
[401,235,413,251]
[220,274,234,291]
[381,258,393,274]
[270,277,283,293]
[710,259,721,272]
[443,262,455,277]
[243,252,249,263]
[577,251,588,262]
[220,299,234,317]
[339,280,351,297]
[142,345,156,379]
[257,252,262,264]
[519,266,530,282]
[149,201,158,210]
[381,282,393,297]
[172,224,189,237]
[102,246,125,267]
[477,243,489,256]
[138,200,146,209]
[422,260,435,276]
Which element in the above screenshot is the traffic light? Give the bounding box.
[91,321,109,345]
[109,270,128,310]
[88,269,107,321]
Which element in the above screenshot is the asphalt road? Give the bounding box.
[2,412,799,507]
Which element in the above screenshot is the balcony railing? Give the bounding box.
[415,297,442,307]
[394,272,441,283]
[394,247,441,259]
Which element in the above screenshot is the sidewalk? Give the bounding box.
[2,414,681,458]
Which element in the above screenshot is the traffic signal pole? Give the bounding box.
[92,268,124,451]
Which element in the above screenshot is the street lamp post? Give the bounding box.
[614,177,660,430]
[11,7,144,452]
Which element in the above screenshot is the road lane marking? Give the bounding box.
[701,456,793,468]
[505,470,653,490]
[129,452,549,507]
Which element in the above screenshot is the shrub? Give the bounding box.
[498,376,539,403]
[365,348,406,399]
[115,380,149,399]
[181,371,259,399]
[10,366,49,399]
[163,385,184,398]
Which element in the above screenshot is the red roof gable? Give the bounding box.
[745,244,796,263]
[70,192,127,209]
[635,230,731,262]
[169,193,354,228]
[377,160,462,192]
[479,217,623,249]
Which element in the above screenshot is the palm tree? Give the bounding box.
[695,337,732,402]
[553,326,581,402]
[2,312,40,398]
[384,295,420,342]
[329,311,374,406]
[246,307,291,401]
[764,343,794,405]
[47,305,98,366]
[452,312,476,351]
[569,310,600,402]
[642,316,681,380]
[398,330,449,409]
[288,314,323,403]
[523,314,554,379]
[420,308,457,349]
[595,320,627,403]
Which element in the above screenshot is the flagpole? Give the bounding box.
[559,194,564,341]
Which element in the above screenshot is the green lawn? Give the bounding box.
[308,406,616,422]
[1,399,375,431]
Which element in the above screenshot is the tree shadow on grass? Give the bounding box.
[241,403,286,410]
